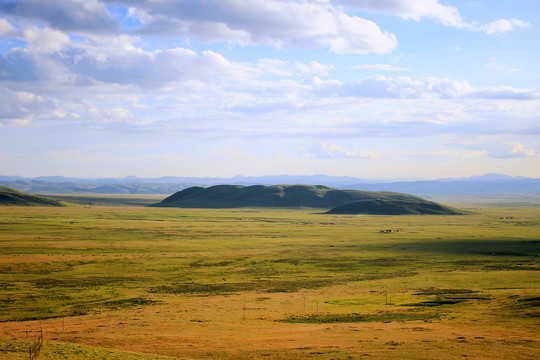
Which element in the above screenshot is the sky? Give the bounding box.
[0,0,539,180]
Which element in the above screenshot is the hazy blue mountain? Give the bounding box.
[0,174,538,195]
[435,173,534,182]
[344,180,540,195]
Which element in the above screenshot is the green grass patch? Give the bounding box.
[401,299,466,307]
[150,278,337,295]
[0,205,539,324]
[413,288,478,295]
[281,311,439,323]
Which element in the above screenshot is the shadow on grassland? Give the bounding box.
[384,239,540,270]
[387,239,540,257]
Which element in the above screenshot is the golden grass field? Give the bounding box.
[0,198,539,359]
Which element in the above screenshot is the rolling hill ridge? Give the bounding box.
[150,184,465,214]
[0,186,65,206]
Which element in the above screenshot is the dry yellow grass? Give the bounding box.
[0,204,539,359]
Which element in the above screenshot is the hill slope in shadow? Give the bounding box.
[0,186,65,206]
[326,199,464,215]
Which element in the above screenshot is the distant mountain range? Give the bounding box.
[0,174,539,196]
[0,174,387,185]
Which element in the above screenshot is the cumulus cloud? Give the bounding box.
[0,17,17,36]
[0,0,119,34]
[311,75,443,98]
[257,59,334,78]
[1,0,528,62]
[112,0,399,54]
[334,0,529,34]
[22,26,71,53]
[480,18,530,34]
[302,142,377,159]
[1,21,538,134]
[0,88,73,126]
[72,47,256,87]
[508,143,539,158]
[0,31,257,89]
[334,0,466,27]
[0,1,537,141]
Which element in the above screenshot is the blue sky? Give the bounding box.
[0,0,539,179]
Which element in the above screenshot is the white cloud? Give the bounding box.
[312,75,444,98]
[426,78,474,99]
[0,88,66,126]
[302,61,335,76]
[461,140,540,159]
[334,0,529,34]
[509,142,539,158]
[0,3,538,144]
[480,18,530,34]
[486,61,519,73]
[0,0,119,34]
[311,75,538,100]
[352,64,410,72]
[333,0,467,27]
[2,30,538,136]
[0,1,539,180]
[471,87,539,100]
[302,142,377,159]
[123,0,398,54]
[22,26,71,53]
[73,46,256,86]
[0,18,16,36]
[0,30,257,89]
[100,106,135,124]
[258,59,334,77]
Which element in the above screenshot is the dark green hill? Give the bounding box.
[0,186,65,206]
[150,184,464,214]
[326,199,465,215]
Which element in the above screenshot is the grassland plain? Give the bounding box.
[0,201,538,359]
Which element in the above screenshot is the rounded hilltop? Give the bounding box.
[150,184,466,215]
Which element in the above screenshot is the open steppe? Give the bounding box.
[0,197,538,359]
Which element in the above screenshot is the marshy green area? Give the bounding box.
[0,197,539,359]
